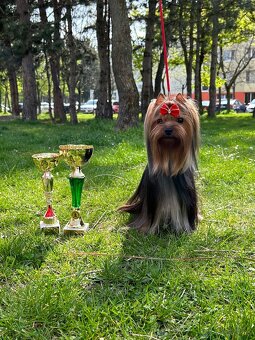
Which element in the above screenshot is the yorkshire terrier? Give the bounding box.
[119,93,200,234]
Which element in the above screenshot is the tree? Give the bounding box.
[38,0,66,122]
[51,0,66,122]
[218,10,255,111]
[153,0,178,98]
[140,0,156,119]
[75,40,99,105]
[178,0,196,98]
[0,1,20,116]
[207,0,220,118]
[16,0,37,120]
[109,0,140,129]
[66,0,78,124]
[96,0,112,119]
[219,41,255,111]
[194,0,210,114]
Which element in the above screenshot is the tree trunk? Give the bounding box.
[225,84,232,112]
[37,81,41,115]
[66,1,78,124]
[4,37,19,116]
[187,3,195,97]
[109,0,139,129]
[194,0,204,114]
[44,50,54,122]
[39,0,66,123]
[77,83,81,112]
[179,0,195,98]
[208,0,220,118]
[154,50,164,97]
[52,0,66,122]
[4,85,9,113]
[16,0,37,121]
[7,66,19,116]
[141,0,156,120]
[96,0,112,119]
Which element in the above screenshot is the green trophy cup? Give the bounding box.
[59,144,93,235]
[32,153,60,233]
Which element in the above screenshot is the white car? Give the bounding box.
[202,100,210,109]
[246,99,255,113]
[40,102,53,113]
[80,99,98,113]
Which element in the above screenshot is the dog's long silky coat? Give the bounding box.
[119,93,200,234]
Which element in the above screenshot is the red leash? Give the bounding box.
[159,0,170,94]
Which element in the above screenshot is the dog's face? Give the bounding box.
[145,93,200,176]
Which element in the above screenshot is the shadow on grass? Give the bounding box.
[0,231,57,272]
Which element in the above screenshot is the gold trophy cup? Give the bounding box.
[32,153,61,233]
[59,144,93,235]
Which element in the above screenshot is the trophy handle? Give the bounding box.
[84,149,93,162]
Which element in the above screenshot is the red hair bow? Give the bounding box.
[160,103,180,118]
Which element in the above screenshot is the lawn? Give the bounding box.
[0,113,255,339]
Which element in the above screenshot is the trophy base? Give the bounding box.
[63,223,89,235]
[40,220,60,233]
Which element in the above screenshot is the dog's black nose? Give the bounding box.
[165,128,173,136]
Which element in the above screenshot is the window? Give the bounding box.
[247,47,255,59]
[246,71,255,83]
[245,92,255,104]
[223,50,235,61]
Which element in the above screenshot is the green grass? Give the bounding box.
[0,113,255,339]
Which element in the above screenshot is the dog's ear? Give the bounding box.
[155,93,166,106]
[175,93,187,103]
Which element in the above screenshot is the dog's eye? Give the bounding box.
[177,117,184,123]
[157,118,163,124]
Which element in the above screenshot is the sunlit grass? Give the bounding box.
[0,113,255,338]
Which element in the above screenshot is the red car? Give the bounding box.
[112,101,119,113]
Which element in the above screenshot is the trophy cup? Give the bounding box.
[59,144,93,235]
[32,153,61,233]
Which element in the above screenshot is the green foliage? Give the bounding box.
[169,48,185,67]
[0,114,255,338]
[219,9,255,46]
[201,65,225,88]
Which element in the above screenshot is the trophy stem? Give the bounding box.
[63,168,89,234]
[70,176,84,208]
[40,171,60,233]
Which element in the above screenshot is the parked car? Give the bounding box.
[112,101,119,113]
[202,100,210,110]
[63,102,79,113]
[80,99,98,113]
[216,99,246,112]
[246,99,255,112]
[40,102,53,113]
[63,103,70,113]
[18,102,23,113]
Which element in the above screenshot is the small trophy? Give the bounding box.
[32,153,61,233]
[59,144,93,235]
